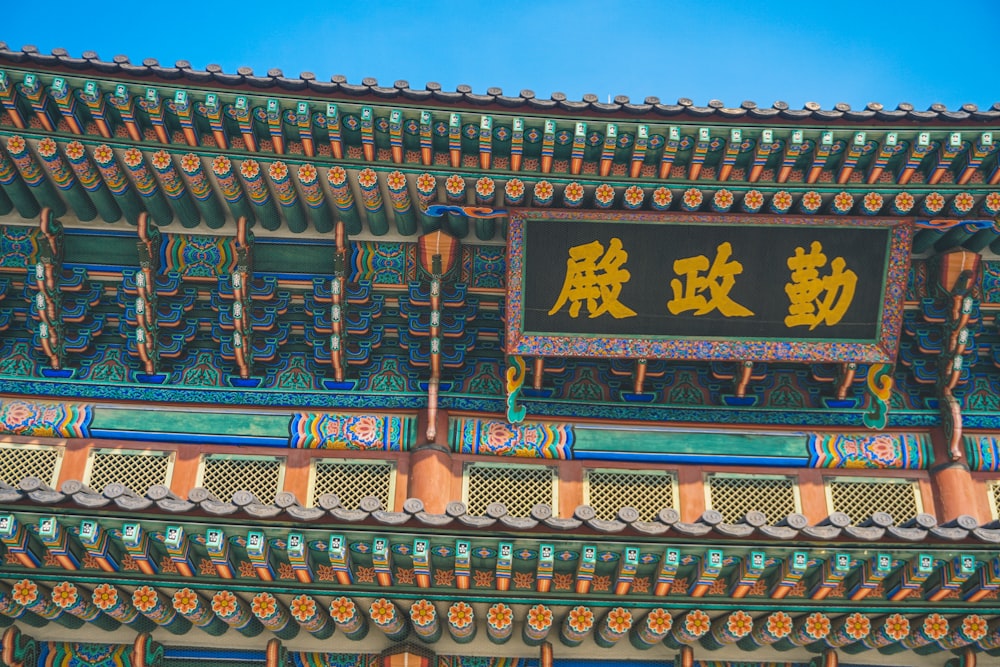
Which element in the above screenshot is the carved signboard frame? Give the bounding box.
[505,209,912,363]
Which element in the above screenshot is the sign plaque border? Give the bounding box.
[505,209,913,363]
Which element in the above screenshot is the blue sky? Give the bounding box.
[4,1,998,110]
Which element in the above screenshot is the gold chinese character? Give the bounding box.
[667,241,754,317]
[548,237,636,319]
[784,241,858,329]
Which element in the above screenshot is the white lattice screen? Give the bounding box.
[200,455,283,503]
[585,469,677,521]
[87,449,172,495]
[464,463,555,518]
[311,459,395,509]
[827,477,921,524]
[706,473,799,524]
[0,445,61,486]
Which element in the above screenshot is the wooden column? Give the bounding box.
[676,466,706,522]
[558,461,584,519]
[796,469,830,524]
[408,409,453,514]
[929,427,985,523]
[280,449,312,504]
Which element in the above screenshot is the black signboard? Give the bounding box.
[506,210,912,362]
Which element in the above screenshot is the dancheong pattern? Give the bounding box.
[449,418,573,459]
[289,413,414,450]
[806,433,930,469]
[0,399,92,438]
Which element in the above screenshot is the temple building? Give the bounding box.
[0,41,997,667]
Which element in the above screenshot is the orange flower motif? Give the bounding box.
[844,612,870,640]
[251,592,276,619]
[487,602,512,629]
[369,598,396,625]
[726,610,753,637]
[448,601,474,628]
[863,192,884,211]
[802,191,823,210]
[297,163,318,183]
[94,145,114,164]
[474,176,495,198]
[358,167,378,188]
[772,190,792,210]
[410,599,436,626]
[984,191,1000,212]
[653,186,673,208]
[212,155,232,174]
[239,159,260,179]
[922,613,948,640]
[804,612,831,639]
[684,609,711,637]
[884,613,910,640]
[123,147,143,167]
[594,183,615,204]
[743,189,764,210]
[645,608,672,634]
[92,584,118,610]
[172,588,199,615]
[132,585,159,612]
[329,596,356,623]
[6,136,26,154]
[713,189,734,209]
[833,191,854,212]
[445,174,465,195]
[289,594,316,622]
[382,170,406,191]
[505,178,525,199]
[564,182,584,202]
[211,590,238,617]
[924,192,945,211]
[682,187,703,208]
[766,611,793,638]
[605,607,632,633]
[416,172,437,193]
[268,161,288,181]
[534,180,554,200]
[961,614,987,641]
[512,571,534,589]
[894,192,915,212]
[65,141,85,160]
[327,165,348,186]
[624,185,644,207]
[11,580,36,606]
[51,582,77,608]
[151,150,172,170]
[953,192,975,212]
[527,604,553,631]
[180,153,201,173]
[567,606,594,633]
[37,137,58,157]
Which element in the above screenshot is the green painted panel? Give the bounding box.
[254,242,335,275]
[574,426,807,458]
[65,232,136,267]
[93,407,290,439]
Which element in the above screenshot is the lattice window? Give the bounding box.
[0,445,62,486]
[706,473,799,524]
[585,468,677,521]
[199,455,283,504]
[464,463,556,518]
[311,458,396,509]
[827,476,921,524]
[989,481,1000,520]
[87,449,172,495]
